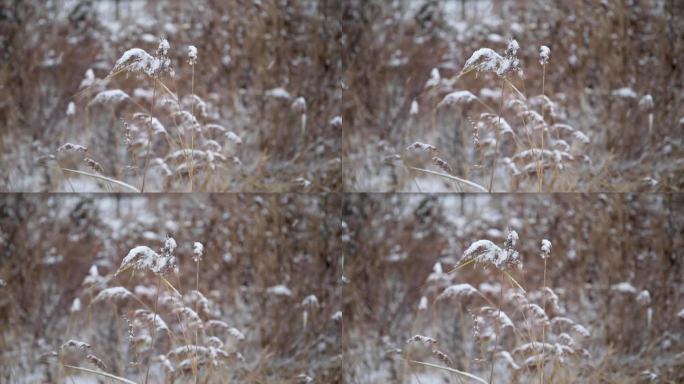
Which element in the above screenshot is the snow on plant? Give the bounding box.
[540,239,552,259]
[187,45,198,66]
[68,235,247,382]
[88,89,130,107]
[402,39,591,192]
[265,87,291,99]
[330,115,343,128]
[457,229,521,270]
[406,230,592,383]
[436,90,478,109]
[116,236,179,276]
[267,284,293,297]
[539,45,551,65]
[67,36,244,192]
[109,38,174,79]
[461,39,522,78]
[91,286,134,304]
[57,143,88,153]
[192,241,204,262]
[436,283,479,301]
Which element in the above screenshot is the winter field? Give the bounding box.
[1,1,342,192]
[0,194,342,383]
[0,1,683,384]
[343,194,684,383]
[342,1,683,192]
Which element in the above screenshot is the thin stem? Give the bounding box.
[140,79,157,192]
[194,258,200,384]
[144,275,162,384]
[407,166,488,193]
[405,359,488,384]
[61,168,140,192]
[538,64,547,192]
[489,269,505,384]
[189,65,196,192]
[64,365,137,384]
[541,258,548,384]
[488,78,506,192]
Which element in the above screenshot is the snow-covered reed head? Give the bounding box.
[461,39,522,78]
[540,239,552,259]
[187,45,198,66]
[539,46,551,66]
[108,36,174,79]
[116,236,179,277]
[459,229,521,270]
[291,96,307,113]
[193,241,204,263]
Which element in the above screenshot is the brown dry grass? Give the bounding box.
[342,193,684,383]
[0,194,342,383]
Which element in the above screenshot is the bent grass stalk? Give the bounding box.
[64,365,138,384]
[406,360,488,384]
[407,166,488,192]
[61,168,140,192]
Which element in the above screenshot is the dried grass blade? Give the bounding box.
[61,168,140,192]
[407,167,488,193]
[64,365,138,384]
[405,359,488,384]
